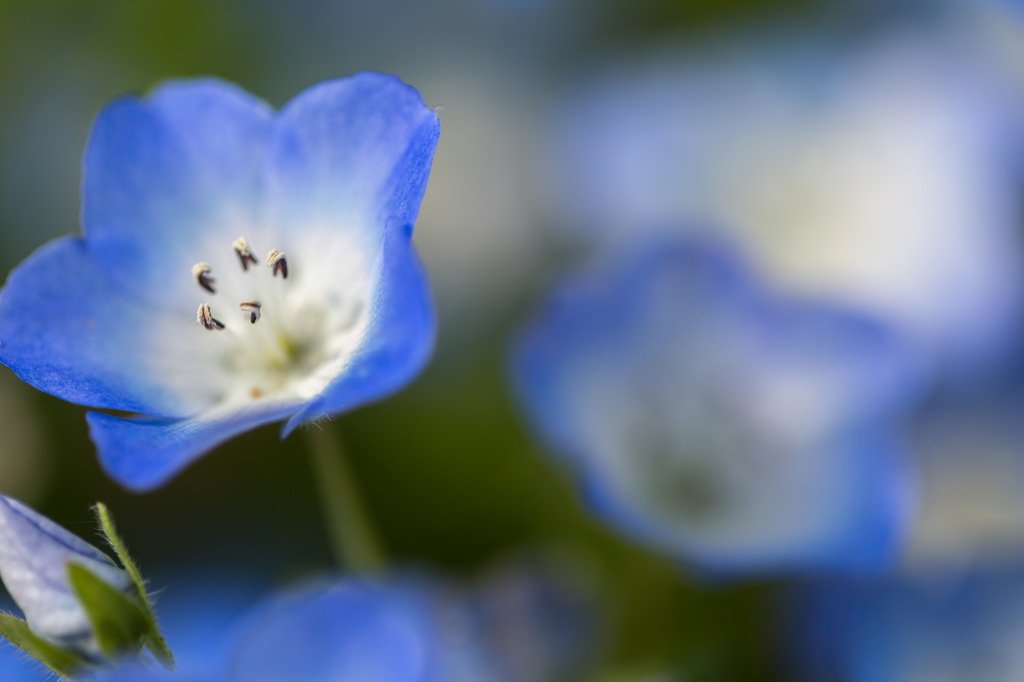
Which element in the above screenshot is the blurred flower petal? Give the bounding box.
[511,238,923,577]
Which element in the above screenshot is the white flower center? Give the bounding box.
[188,236,365,405]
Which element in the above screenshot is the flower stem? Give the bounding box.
[305,425,386,572]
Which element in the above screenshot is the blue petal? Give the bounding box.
[0,236,213,417]
[225,579,439,682]
[268,72,439,431]
[88,401,301,492]
[81,78,273,304]
[267,72,440,249]
[281,217,436,435]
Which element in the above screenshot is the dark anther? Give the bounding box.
[240,299,262,324]
[266,250,288,279]
[233,237,259,272]
[192,263,216,294]
[197,303,225,331]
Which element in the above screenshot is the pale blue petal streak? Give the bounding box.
[268,72,439,430]
[267,72,440,240]
[81,78,273,301]
[283,219,436,434]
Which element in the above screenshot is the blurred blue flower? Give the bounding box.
[0,73,439,491]
[511,239,923,577]
[0,567,597,682]
[224,569,596,682]
[0,494,132,657]
[793,574,1024,682]
[547,30,1024,380]
[224,578,498,682]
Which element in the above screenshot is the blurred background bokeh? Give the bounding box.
[5,0,1024,680]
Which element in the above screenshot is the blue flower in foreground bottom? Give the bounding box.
[0,495,131,656]
[511,239,923,577]
[0,73,439,490]
[225,579,496,682]
[6,568,596,682]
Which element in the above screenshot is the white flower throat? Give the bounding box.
[189,236,345,402]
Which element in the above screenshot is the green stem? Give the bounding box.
[305,425,386,572]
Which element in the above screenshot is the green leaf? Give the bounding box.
[66,563,148,659]
[0,613,89,679]
[93,502,175,670]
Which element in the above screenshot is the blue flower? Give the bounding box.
[511,238,923,577]
[0,73,439,490]
[0,494,132,657]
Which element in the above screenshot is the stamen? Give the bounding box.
[191,263,216,294]
[233,237,258,271]
[197,303,225,331]
[240,299,262,324]
[266,250,288,279]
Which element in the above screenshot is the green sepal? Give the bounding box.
[93,502,175,670]
[0,612,90,679]
[66,563,148,659]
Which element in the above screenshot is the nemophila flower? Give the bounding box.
[0,495,132,656]
[792,574,1024,682]
[0,73,439,490]
[511,239,922,577]
[547,30,1024,378]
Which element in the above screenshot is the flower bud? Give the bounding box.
[0,495,132,654]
